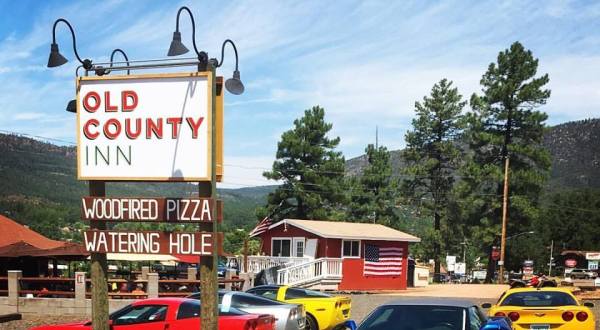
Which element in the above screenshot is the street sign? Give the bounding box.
[83,230,222,255]
[77,72,218,181]
[446,256,456,272]
[589,261,599,270]
[455,262,466,275]
[81,197,222,222]
[586,252,600,260]
[565,259,577,268]
[491,248,500,261]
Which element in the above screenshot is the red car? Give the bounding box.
[30,298,275,330]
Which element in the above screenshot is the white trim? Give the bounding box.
[271,237,293,257]
[267,219,421,242]
[292,237,305,258]
[341,239,361,258]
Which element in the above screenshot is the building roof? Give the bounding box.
[268,219,421,242]
[0,214,65,250]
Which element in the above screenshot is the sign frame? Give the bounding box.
[76,72,215,182]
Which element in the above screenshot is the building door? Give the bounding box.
[293,238,305,258]
[304,239,318,259]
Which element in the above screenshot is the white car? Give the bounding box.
[569,268,597,279]
[188,291,306,330]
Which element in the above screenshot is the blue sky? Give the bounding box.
[1,0,600,188]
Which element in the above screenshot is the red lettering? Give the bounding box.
[83,119,100,139]
[122,90,138,112]
[103,119,121,139]
[104,91,118,112]
[125,118,141,139]
[146,118,163,139]
[166,117,183,138]
[83,91,100,113]
[186,117,204,138]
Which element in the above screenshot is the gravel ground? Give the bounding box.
[0,314,85,330]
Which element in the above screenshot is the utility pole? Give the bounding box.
[548,239,554,276]
[499,156,510,284]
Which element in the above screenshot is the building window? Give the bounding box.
[342,240,360,258]
[272,239,291,257]
[295,240,304,257]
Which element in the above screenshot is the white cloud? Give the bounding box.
[12,112,48,121]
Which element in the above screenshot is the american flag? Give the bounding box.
[249,217,272,237]
[364,244,403,276]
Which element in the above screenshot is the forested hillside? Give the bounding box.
[347,119,600,191]
[0,133,274,240]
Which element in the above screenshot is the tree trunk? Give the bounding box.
[484,246,496,283]
[433,211,441,282]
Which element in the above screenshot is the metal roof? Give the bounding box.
[268,219,421,242]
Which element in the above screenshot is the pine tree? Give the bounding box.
[460,41,551,281]
[261,106,346,220]
[348,144,398,227]
[402,78,466,281]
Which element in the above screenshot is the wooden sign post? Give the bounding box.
[89,181,109,330]
[198,67,219,330]
[75,70,224,330]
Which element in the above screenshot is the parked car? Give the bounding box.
[29,298,276,330]
[188,290,306,330]
[247,285,351,330]
[568,268,597,279]
[483,287,595,330]
[356,298,512,330]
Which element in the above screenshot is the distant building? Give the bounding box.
[0,215,87,276]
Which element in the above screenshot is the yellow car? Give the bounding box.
[484,287,595,330]
[247,285,351,330]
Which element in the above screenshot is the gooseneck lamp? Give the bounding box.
[168,6,208,69]
[109,48,131,75]
[47,18,92,70]
[214,39,244,95]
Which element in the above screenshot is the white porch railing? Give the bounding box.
[240,256,310,274]
[276,258,342,287]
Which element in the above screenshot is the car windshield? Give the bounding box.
[110,305,167,325]
[501,291,577,307]
[284,287,331,299]
[358,305,465,330]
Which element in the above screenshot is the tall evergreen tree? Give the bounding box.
[402,78,466,280]
[348,144,398,227]
[460,41,551,281]
[261,106,346,220]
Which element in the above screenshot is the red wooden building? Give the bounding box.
[250,219,420,291]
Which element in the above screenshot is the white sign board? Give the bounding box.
[586,252,600,260]
[446,255,456,272]
[77,73,212,181]
[454,262,466,275]
[589,261,599,270]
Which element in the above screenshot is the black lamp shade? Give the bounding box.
[47,43,68,68]
[168,31,189,56]
[225,70,244,95]
[66,99,76,113]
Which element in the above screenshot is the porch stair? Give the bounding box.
[276,258,342,289]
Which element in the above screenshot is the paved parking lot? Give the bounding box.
[2,285,599,329]
[346,284,600,328]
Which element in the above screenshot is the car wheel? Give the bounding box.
[305,314,318,330]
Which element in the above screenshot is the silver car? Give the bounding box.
[187,291,306,330]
